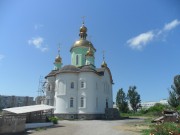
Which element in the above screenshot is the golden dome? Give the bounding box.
[70,22,96,52]
[55,55,62,63]
[70,39,96,52]
[80,25,87,33]
[101,61,107,68]
[86,47,94,57]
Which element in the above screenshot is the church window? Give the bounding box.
[70,97,74,108]
[80,97,84,107]
[106,99,108,108]
[76,55,79,65]
[47,84,51,91]
[70,82,74,89]
[47,99,50,105]
[81,81,85,88]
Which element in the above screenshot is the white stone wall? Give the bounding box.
[78,72,96,114]
[45,77,55,106]
[49,68,113,115]
[99,69,113,112]
[54,73,78,114]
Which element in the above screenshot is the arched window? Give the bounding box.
[106,99,108,108]
[47,99,50,105]
[47,84,51,91]
[81,81,86,88]
[70,97,74,108]
[81,81,84,88]
[80,97,84,107]
[71,82,74,89]
[76,55,79,65]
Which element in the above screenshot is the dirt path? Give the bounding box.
[26,119,144,135]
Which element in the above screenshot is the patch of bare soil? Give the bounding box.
[113,119,150,133]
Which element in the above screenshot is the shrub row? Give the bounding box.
[142,122,180,135]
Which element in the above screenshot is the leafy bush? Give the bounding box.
[176,105,180,111]
[147,103,167,116]
[121,103,172,117]
[141,129,151,135]
[142,122,180,135]
[48,116,58,124]
[139,108,148,114]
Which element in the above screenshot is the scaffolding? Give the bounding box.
[36,76,47,104]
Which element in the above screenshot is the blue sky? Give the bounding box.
[0,0,180,102]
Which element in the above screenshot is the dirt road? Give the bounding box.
[26,119,143,135]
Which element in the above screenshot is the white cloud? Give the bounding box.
[0,54,5,61]
[28,37,43,48]
[127,19,180,50]
[163,19,180,31]
[41,47,49,52]
[127,31,154,50]
[28,37,48,52]
[34,24,44,30]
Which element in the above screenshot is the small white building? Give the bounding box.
[45,22,114,119]
[141,101,157,109]
[141,99,168,109]
[159,99,168,105]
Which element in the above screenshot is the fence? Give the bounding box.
[0,114,26,134]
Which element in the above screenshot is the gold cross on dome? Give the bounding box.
[102,50,105,61]
[58,43,61,55]
[82,16,86,24]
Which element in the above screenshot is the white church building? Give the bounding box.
[44,22,118,119]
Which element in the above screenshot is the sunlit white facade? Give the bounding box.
[45,22,113,119]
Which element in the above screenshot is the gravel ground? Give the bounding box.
[25,119,143,135]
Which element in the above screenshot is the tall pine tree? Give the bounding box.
[168,75,180,108]
[116,88,129,113]
[127,86,141,113]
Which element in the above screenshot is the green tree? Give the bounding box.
[168,75,180,108]
[148,103,167,116]
[116,88,129,113]
[0,95,2,110]
[168,90,179,108]
[127,86,141,113]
